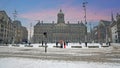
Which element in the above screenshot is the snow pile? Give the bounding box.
[0,58,120,68]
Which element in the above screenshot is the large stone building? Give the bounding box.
[116,13,120,43]
[0,10,28,44]
[0,11,14,44]
[111,13,120,43]
[33,10,86,43]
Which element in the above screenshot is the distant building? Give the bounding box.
[92,26,99,43]
[33,10,86,43]
[21,26,28,43]
[116,13,120,43]
[111,21,118,43]
[13,20,28,43]
[93,20,111,43]
[111,13,120,43]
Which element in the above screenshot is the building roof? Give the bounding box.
[13,20,22,26]
[0,10,10,21]
[58,9,64,15]
[111,21,117,27]
[99,20,111,26]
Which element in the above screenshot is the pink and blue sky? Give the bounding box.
[0,0,120,28]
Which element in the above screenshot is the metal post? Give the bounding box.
[45,41,47,52]
[13,10,18,44]
[89,23,92,42]
[43,32,47,53]
[106,27,108,45]
[29,23,32,46]
[83,1,88,47]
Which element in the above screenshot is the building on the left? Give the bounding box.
[0,10,28,44]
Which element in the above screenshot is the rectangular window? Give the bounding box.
[1,29,4,32]
[115,35,117,38]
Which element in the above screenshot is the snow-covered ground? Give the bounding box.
[0,58,120,68]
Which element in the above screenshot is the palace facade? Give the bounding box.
[33,10,86,43]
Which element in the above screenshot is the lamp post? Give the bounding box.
[29,23,32,46]
[83,1,88,47]
[12,10,17,45]
[89,23,92,42]
[43,32,47,53]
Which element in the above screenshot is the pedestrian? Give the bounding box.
[79,41,81,44]
[108,42,111,46]
[85,42,87,47]
[56,42,58,47]
[64,42,66,48]
[42,41,43,46]
[66,41,68,46]
[100,41,103,46]
[60,43,63,48]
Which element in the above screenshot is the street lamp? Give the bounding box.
[43,32,47,38]
[29,23,32,46]
[83,1,88,47]
[43,32,47,53]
